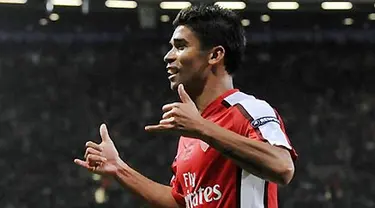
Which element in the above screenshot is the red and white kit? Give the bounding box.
[170,89,297,208]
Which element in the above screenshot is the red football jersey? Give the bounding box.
[170,89,297,208]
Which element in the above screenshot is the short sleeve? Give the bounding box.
[224,92,298,160]
[170,173,185,206]
[169,139,186,206]
[238,99,298,160]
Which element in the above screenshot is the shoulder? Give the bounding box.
[223,91,278,121]
[224,91,294,151]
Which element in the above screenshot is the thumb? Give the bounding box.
[178,84,193,104]
[100,123,111,142]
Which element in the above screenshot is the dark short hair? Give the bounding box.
[173,3,246,74]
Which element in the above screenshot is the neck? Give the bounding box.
[193,70,234,114]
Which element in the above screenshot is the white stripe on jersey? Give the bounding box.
[226,92,292,208]
[240,170,266,208]
[224,91,292,149]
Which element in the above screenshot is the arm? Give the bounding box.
[74,124,182,208]
[114,160,182,208]
[198,119,295,185]
[145,84,295,185]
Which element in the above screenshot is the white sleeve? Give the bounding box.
[240,99,292,150]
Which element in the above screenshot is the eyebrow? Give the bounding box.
[169,38,189,46]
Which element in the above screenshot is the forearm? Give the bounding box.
[199,120,294,185]
[114,159,181,208]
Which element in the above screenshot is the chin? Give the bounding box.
[170,82,179,91]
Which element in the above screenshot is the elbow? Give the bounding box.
[277,163,295,186]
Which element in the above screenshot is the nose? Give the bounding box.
[164,48,176,64]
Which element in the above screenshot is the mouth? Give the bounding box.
[167,66,179,80]
[168,73,178,80]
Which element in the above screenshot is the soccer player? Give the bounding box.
[74,4,297,208]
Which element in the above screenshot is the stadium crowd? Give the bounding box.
[0,39,374,208]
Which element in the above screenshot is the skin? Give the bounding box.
[74,24,295,208]
[163,25,232,113]
[164,25,210,92]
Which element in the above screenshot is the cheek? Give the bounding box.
[180,54,204,74]
[179,52,195,68]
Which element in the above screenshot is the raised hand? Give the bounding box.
[145,84,205,138]
[74,124,122,176]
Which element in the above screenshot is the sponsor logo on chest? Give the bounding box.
[182,172,222,208]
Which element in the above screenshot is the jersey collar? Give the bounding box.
[201,89,239,118]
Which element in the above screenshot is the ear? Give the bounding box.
[208,46,225,65]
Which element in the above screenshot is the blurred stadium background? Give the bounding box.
[0,0,374,207]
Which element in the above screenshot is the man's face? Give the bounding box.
[164,25,210,91]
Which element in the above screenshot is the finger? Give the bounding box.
[159,117,176,124]
[162,103,180,112]
[87,154,107,163]
[100,123,111,142]
[74,159,92,169]
[178,84,193,104]
[74,159,96,172]
[84,147,102,159]
[162,108,178,119]
[85,141,102,152]
[144,124,174,132]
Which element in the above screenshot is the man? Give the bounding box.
[74,4,297,208]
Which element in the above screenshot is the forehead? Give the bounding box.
[170,25,200,44]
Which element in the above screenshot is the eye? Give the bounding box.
[175,44,186,50]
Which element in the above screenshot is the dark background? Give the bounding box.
[0,0,374,207]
